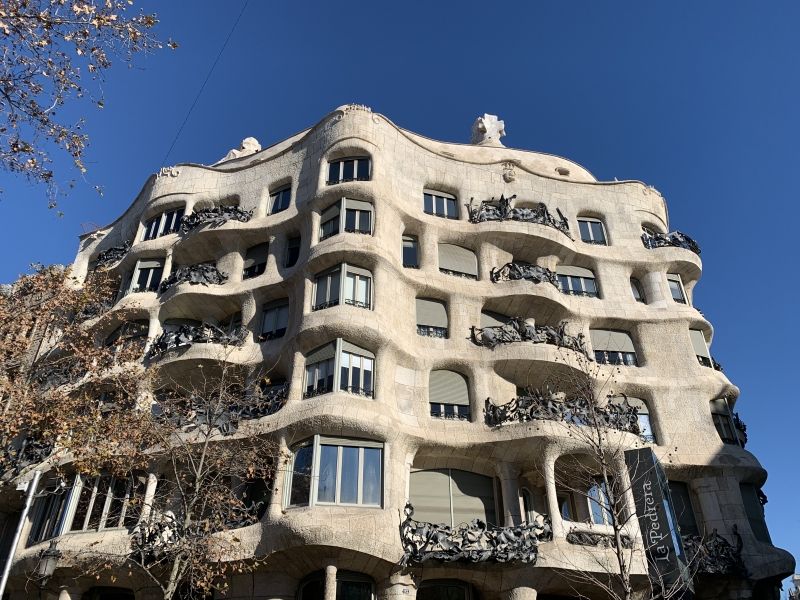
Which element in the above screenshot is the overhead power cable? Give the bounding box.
[160,0,250,167]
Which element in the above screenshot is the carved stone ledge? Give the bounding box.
[468,195,571,238]
[399,503,550,566]
[566,528,633,549]
[180,205,253,233]
[682,528,746,577]
[146,323,243,359]
[95,242,130,269]
[641,230,701,255]
[485,393,641,436]
[471,318,588,356]
[490,262,559,287]
[159,264,228,293]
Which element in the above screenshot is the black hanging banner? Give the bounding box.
[624,447,693,598]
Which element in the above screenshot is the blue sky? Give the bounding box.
[2,0,798,589]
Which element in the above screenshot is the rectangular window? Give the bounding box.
[558,274,599,297]
[667,274,687,304]
[424,191,458,219]
[344,205,372,234]
[160,208,184,236]
[588,478,613,526]
[320,199,373,241]
[28,482,69,545]
[578,218,607,245]
[408,468,496,527]
[285,236,301,267]
[320,204,340,241]
[61,473,146,536]
[313,268,341,310]
[287,436,383,507]
[739,483,771,543]
[327,157,371,184]
[142,216,161,241]
[344,269,371,309]
[630,278,645,303]
[260,300,289,340]
[690,329,712,368]
[590,329,638,366]
[243,243,269,280]
[710,399,738,444]
[130,260,164,294]
[668,481,699,536]
[270,186,291,214]
[437,243,478,279]
[339,349,374,397]
[314,265,372,311]
[402,235,419,268]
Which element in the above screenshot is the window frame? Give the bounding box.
[577,217,607,245]
[667,274,688,305]
[312,264,373,311]
[590,329,638,367]
[423,190,459,220]
[285,435,383,508]
[710,398,739,445]
[141,207,184,241]
[408,468,498,527]
[327,157,371,185]
[402,235,419,268]
[428,370,470,421]
[285,235,301,268]
[128,259,164,294]
[260,299,289,341]
[588,477,614,526]
[269,185,291,214]
[319,198,374,241]
[242,242,269,280]
[303,339,376,399]
[630,278,646,303]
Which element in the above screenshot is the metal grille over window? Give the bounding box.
[429,370,470,420]
[577,218,607,245]
[260,299,289,340]
[690,329,712,367]
[416,298,448,338]
[270,186,291,214]
[590,329,638,366]
[667,274,688,304]
[424,190,459,220]
[556,266,599,298]
[438,244,478,279]
[242,243,269,280]
[402,235,419,268]
[327,157,371,184]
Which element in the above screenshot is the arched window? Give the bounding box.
[327,156,371,184]
[409,468,496,526]
[429,370,469,420]
[416,298,448,338]
[577,217,607,245]
[590,329,637,366]
[437,244,478,279]
[556,266,599,298]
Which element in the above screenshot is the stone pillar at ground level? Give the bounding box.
[502,586,536,600]
[324,565,337,600]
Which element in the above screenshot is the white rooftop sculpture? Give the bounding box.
[214,137,261,165]
[470,114,505,147]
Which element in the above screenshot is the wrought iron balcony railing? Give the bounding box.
[733,412,748,447]
[234,383,290,420]
[417,325,448,338]
[490,262,559,287]
[1,436,53,480]
[595,350,638,367]
[641,230,701,255]
[682,527,746,577]
[697,355,724,371]
[180,205,253,233]
[94,241,130,269]
[485,393,642,436]
[147,323,244,358]
[312,299,339,311]
[344,299,370,309]
[399,502,551,566]
[159,264,228,293]
[467,195,572,238]
[471,318,588,357]
[566,528,633,549]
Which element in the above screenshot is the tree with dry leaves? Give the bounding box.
[0,266,282,600]
[0,1,175,204]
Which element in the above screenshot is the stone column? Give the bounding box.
[502,586,536,600]
[140,472,159,522]
[162,247,174,279]
[543,452,565,538]
[57,587,80,600]
[642,272,666,307]
[378,573,416,600]
[324,565,337,600]
[496,462,522,526]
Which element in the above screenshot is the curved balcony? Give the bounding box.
[94,242,131,270]
[180,205,254,234]
[159,264,228,294]
[682,528,746,576]
[471,318,588,357]
[641,230,700,255]
[146,322,244,359]
[490,262,559,287]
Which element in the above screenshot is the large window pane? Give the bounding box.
[356,159,370,180]
[290,445,313,505]
[362,448,381,505]
[317,445,338,503]
[343,160,354,181]
[340,446,359,504]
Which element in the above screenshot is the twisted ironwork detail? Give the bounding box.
[1,436,53,480]
[95,242,130,269]
[399,502,551,566]
[484,393,641,436]
[159,264,228,293]
[682,527,746,577]
[490,262,559,287]
[147,323,244,359]
[467,195,571,238]
[732,412,748,447]
[566,528,634,549]
[180,205,253,233]
[235,383,289,419]
[471,318,588,357]
[641,230,701,255]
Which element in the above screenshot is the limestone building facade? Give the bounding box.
[1,106,794,599]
